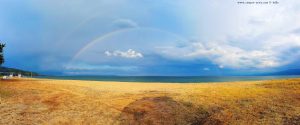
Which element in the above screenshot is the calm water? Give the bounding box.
[35,75,300,83]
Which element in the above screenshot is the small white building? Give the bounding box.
[9,73,13,78]
[2,76,8,79]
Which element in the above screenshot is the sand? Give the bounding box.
[0,78,299,125]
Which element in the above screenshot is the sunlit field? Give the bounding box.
[0,78,299,125]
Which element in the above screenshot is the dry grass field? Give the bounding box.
[0,78,299,125]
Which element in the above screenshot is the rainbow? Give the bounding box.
[71,27,189,61]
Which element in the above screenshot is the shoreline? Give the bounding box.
[32,75,300,84]
[13,77,300,85]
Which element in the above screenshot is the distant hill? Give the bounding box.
[0,66,38,76]
[268,69,300,75]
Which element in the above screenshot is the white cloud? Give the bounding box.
[105,49,143,58]
[177,0,300,41]
[155,0,300,69]
[157,32,300,69]
[185,42,282,68]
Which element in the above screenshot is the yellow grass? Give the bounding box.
[0,78,299,125]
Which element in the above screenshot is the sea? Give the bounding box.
[35,75,300,83]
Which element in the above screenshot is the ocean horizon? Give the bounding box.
[35,75,300,83]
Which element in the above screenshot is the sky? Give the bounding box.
[0,0,300,76]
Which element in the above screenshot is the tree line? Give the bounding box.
[0,43,5,66]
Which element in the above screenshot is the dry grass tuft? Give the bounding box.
[119,96,214,125]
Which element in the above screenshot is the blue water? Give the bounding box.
[35,75,300,83]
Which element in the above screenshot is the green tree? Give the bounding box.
[0,43,5,66]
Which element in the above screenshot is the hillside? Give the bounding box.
[0,66,38,76]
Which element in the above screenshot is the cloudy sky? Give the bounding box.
[1,0,300,76]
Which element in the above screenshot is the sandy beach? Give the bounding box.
[0,78,299,125]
